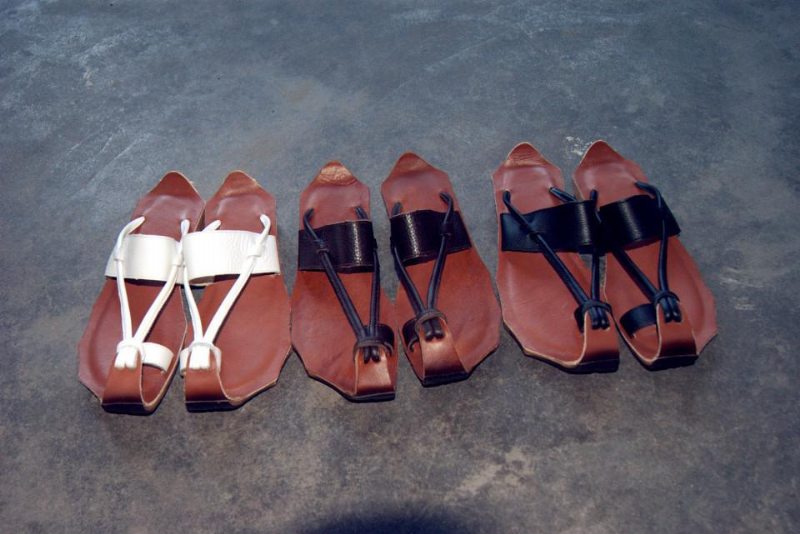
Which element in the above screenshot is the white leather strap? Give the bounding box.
[180,215,274,373]
[111,217,188,370]
[116,341,174,372]
[104,233,183,283]
[182,229,279,284]
[179,342,221,372]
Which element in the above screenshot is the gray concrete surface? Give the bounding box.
[1,1,798,532]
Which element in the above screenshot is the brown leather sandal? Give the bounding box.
[78,172,204,414]
[381,153,501,386]
[492,143,619,372]
[573,141,717,368]
[291,162,398,401]
[180,172,291,410]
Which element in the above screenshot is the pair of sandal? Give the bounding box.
[293,155,501,401]
[78,172,291,413]
[493,141,717,371]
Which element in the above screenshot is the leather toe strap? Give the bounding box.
[408,317,466,382]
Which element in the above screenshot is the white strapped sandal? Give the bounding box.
[78,172,204,414]
[180,171,291,411]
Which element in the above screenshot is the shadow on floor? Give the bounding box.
[298,508,478,534]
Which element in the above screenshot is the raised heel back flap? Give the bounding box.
[291,162,398,402]
[78,172,204,414]
[381,153,501,385]
[573,141,717,367]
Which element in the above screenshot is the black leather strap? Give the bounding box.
[501,190,611,331]
[500,201,601,254]
[390,194,460,347]
[604,184,684,330]
[401,318,418,351]
[599,194,680,249]
[390,209,471,265]
[574,299,613,332]
[298,220,376,273]
[401,310,446,351]
[619,303,657,337]
[354,323,395,353]
[301,208,390,363]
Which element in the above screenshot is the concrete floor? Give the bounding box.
[1,1,798,532]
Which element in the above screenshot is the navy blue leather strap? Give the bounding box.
[502,189,611,331]
[603,184,683,329]
[619,303,657,337]
[599,194,680,249]
[500,201,601,253]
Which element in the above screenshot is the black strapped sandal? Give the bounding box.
[291,162,397,400]
[300,206,394,363]
[492,142,619,371]
[390,192,472,351]
[598,182,683,334]
[381,152,501,386]
[502,188,611,331]
[574,141,717,368]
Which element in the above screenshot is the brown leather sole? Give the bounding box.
[307,374,396,403]
[78,172,204,414]
[185,399,248,412]
[503,323,620,374]
[632,353,699,371]
[573,141,718,367]
[102,400,165,416]
[381,153,501,385]
[182,172,292,410]
[291,162,398,402]
[421,370,471,387]
[492,143,620,371]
